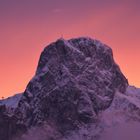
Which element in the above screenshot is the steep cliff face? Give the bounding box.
[0,37,129,140]
[16,37,128,130]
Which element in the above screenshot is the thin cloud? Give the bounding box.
[52,8,63,13]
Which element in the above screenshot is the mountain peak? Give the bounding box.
[0,37,133,140]
[19,37,128,127]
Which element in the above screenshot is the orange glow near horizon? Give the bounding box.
[0,0,140,98]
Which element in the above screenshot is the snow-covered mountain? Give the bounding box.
[0,37,140,140]
[0,93,22,108]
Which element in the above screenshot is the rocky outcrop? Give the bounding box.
[0,37,128,140]
[17,37,128,130]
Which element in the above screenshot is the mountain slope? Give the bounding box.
[0,93,22,108]
[16,37,127,130]
[0,37,139,140]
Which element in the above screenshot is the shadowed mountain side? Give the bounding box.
[0,37,136,140]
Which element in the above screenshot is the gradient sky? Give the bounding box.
[0,0,140,97]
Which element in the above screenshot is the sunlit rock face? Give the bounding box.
[0,37,129,140]
[17,37,128,130]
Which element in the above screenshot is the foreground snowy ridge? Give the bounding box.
[0,93,22,108]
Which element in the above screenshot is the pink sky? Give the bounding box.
[0,0,140,97]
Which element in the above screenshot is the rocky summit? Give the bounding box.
[1,37,139,140]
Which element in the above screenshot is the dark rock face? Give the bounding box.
[0,37,128,139]
[17,37,128,129]
[0,105,26,140]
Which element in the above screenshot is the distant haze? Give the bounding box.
[101,122,140,140]
[14,122,140,140]
[0,0,140,97]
